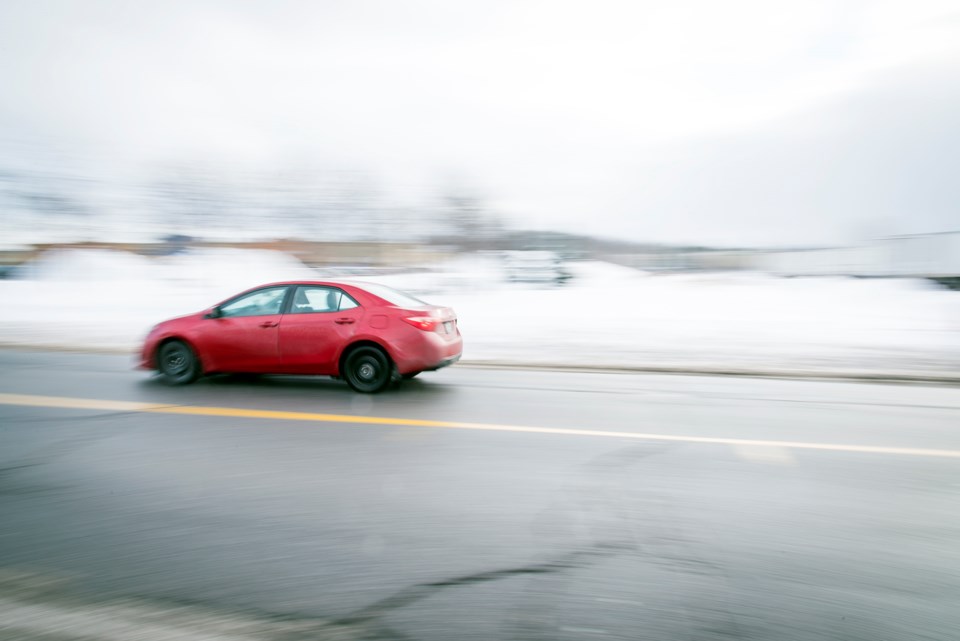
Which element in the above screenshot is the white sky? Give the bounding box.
[2,0,959,246]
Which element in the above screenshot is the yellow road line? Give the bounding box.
[0,393,155,412]
[2,392,959,459]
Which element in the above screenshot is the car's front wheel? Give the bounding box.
[158,340,200,385]
[343,346,392,393]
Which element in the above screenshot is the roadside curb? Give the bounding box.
[454,361,960,386]
[0,342,136,355]
[1,343,957,386]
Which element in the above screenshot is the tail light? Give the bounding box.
[403,316,440,331]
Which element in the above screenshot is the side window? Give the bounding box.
[219,287,288,318]
[338,294,358,310]
[291,287,359,314]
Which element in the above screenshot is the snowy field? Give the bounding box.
[1,248,959,377]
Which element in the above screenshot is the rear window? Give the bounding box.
[360,283,429,308]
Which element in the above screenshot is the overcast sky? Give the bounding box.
[2,0,959,246]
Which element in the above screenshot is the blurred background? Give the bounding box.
[1,0,959,374]
[3,4,960,640]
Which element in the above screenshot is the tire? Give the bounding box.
[157,340,200,385]
[402,371,421,380]
[343,346,392,393]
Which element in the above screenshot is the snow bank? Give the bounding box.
[443,269,960,371]
[1,249,958,375]
[19,249,157,281]
[0,249,315,349]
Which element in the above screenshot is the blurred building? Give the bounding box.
[748,232,960,285]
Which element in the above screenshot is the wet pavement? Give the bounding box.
[1,348,959,640]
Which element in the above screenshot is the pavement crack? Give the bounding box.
[0,569,380,641]
[0,463,62,496]
[2,409,154,425]
[334,542,633,627]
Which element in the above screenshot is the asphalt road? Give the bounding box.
[1,348,959,640]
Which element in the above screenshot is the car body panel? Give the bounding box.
[196,314,284,373]
[139,280,463,381]
[278,305,365,374]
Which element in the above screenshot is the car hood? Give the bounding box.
[157,311,207,328]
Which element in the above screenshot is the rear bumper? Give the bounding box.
[391,331,463,375]
[424,354,461,371]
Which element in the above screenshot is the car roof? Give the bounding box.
[254,279,379,289]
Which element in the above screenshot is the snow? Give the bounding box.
[1,249,958,376]
[18,249,157,281]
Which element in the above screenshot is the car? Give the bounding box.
[502,250,571,285]
[139,280,462,393]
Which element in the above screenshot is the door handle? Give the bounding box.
[334,318,356,325]
[259,321,279,328]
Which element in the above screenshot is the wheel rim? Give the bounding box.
[164,348,188,375]
[160,344,194,380]
[357,360,377,381]
[347,349,389,392]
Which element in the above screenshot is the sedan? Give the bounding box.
[139,280,462,393]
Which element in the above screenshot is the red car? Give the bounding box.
[140,280,462,393]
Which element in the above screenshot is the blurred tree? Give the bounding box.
[440,188,504,250]
[0,166,89,218]
[148,164,232,237]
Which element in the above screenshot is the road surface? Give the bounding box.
[1,348,959,640]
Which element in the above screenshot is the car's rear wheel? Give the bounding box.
[343,346,392,393]
[158,340,200,385]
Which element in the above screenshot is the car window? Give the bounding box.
[219,286,288,318]
[339,294,359,310]
[291,286,359,314]
[357,283,428,308]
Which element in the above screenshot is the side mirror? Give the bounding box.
[204,306,222,319]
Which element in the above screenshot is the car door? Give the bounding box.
[198,285,289,373]
[278,286,364,374]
